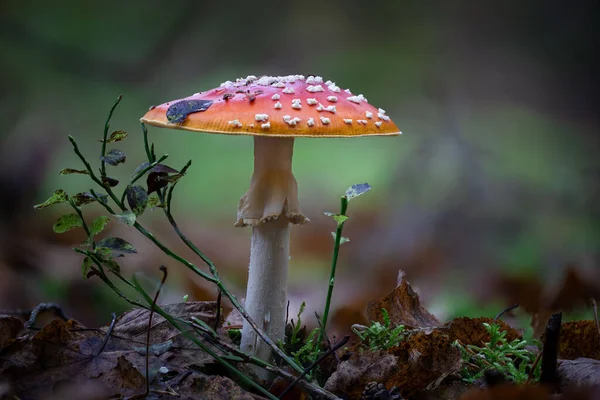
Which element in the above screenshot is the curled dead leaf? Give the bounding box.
[367,271,440,328]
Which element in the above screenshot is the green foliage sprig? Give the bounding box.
[455,322,542,384]
[352,309,406,351]
[33,95,345,400]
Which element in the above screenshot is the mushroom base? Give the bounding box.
[235,137,309,227]
[240,215,290,367]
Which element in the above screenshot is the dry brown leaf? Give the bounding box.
[0,315,24,349]
[444,317,521,346]
[559,321,600,361]
[495,266,600,338]
[326,330,461,399]
[0,301,240,398]
[459,384,551,400]
[367,271,440,328]
[557,358,600,391]
[496,274,544,314]
[549,267,600,311]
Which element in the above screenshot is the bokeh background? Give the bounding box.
[1,0,598,332]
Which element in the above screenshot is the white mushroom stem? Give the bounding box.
[241,215,290,364]
[239,137,308,369]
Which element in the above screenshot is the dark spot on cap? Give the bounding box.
[223,93,234,101]
[166,99,214,123]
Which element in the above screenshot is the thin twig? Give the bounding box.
[144,266,168,396]
[96,313,117,356]
[526,349,543,384]
[494,304,519,320]
[277,335,349,399]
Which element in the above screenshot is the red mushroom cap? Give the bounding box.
[141,75,401,137]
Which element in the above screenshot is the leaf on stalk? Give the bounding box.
[331,232,350,244]
[126,185,148,216]
[101,149,126,166]
[89,216,110,236]
[132,161,151,177]
[97,237,137,255]
[53,213,83,233]
[147,171,168,195]
[345,183,371,201]
[33,189,68,209]
[151,164,179,174]
[147,193,165,209]
[99,130,128,143]
[324,211,349,225]
[102,176,119,187]
[81,257,93,279]
[59,168,89,175]
[115,211,136,226]
[72,192,108,207]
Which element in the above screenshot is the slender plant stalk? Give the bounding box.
[317,195,349,347]
[68,200,92,245]
[100,95,123,176]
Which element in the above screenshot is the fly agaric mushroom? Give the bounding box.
[141,75,400,362]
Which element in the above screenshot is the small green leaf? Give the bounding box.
[100,149,126,166]
[90,216,110,236]
[323,212,349,225]
[81,257,93,279]
[147,193,165,209]
[34,189,68,209]
[331,232,350,244]
[345,183,371,201]
[72,192,108,207]
[115,211,136,226]
[103,259,121,273]
[60,168,89,175]
[126,185,148,216]
[53,213,83,233]
[99,130,128,143]
[182,294,189,302]
[97,237,137,255]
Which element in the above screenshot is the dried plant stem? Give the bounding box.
[96,313,117,356]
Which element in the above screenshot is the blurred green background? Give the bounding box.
[0,0,598,330]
